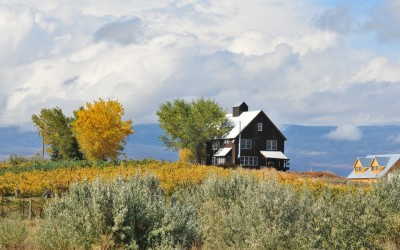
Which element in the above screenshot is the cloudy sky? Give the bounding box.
[1,0,400,135]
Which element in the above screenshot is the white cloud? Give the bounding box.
[351,57,400,83]
[325,124,363,141]
[1,0,400,129]
[228,30,337,56]
[300,151,327,157]
[94,18,145,45]
[243,44,296,72]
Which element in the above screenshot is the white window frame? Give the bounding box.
[266,140,277,151]
[212,141,220,150]
[241,139,252,149]
[258,123,263,131]
[212,157,226,165]
[240,156,258,166]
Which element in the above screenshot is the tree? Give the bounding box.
[157,98,233,163]
[72,99,133,160]
[32,107,82,160]
[179,148,194,163]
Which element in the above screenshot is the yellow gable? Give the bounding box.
[353,159,362,168]
[371,158,379,168]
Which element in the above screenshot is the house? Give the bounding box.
[347,154,400,182]
[206,102,289,170]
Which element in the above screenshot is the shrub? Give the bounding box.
[192,174,307,249]
[35,174,200,249]
[191,173,386,249]
[30,170,400,249]
[0,216,28,249]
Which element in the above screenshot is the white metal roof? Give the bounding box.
[213,147,232,157]
[221,111,261,139]
[260,151,288,160]
[347,154,400,179]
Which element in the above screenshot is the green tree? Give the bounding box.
[71,99,133,160]
[157,98,233,163]
[32,107,82,160]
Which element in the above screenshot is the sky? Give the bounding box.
[1,0,400,144]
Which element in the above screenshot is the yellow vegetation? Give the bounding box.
[72,99,133,160]
[178,148,194,163]
[0,162,363,197]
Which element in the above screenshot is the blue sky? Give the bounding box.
[1,0,400,146]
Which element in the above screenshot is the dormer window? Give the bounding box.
[355,167,362,173]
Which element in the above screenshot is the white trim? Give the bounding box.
[241,139,252,149]
[240,156,258,166]
[266,140,277,150]
[258,123,263,131]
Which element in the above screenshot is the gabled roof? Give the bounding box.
[375,157,390,167]
[221,111,261,139]
[347,154,400,179]
[219,110,286,140]
[358,157,373,168]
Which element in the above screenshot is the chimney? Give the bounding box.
[233,102,248,117]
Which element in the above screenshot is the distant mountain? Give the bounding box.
[0,124,178,162]
[1,124,400,177]
[0,127,43,159]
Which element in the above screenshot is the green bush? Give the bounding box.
[35,174,200,249]
[34,172,400,249]
[191,173,389,249]
[0,216,28,249]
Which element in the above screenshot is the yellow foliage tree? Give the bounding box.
[179,148,194,163]
[72,99,133,160]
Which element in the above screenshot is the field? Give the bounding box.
[1,159,399,249]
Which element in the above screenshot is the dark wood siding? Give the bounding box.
[236,112,285,167]
[206,110,287,169]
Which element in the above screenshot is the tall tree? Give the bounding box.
[72,99,133,160]
[157,98,233,163]
[32,107,82,160]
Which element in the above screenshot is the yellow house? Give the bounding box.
[347,154,400,182]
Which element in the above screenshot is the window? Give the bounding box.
[241,139,252,149]
[240,156,258,166]
[212,141,220,150]
[224,139,233,145]
[266,140,277,150]
[258,123,263,131]
[212,157,226,165]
